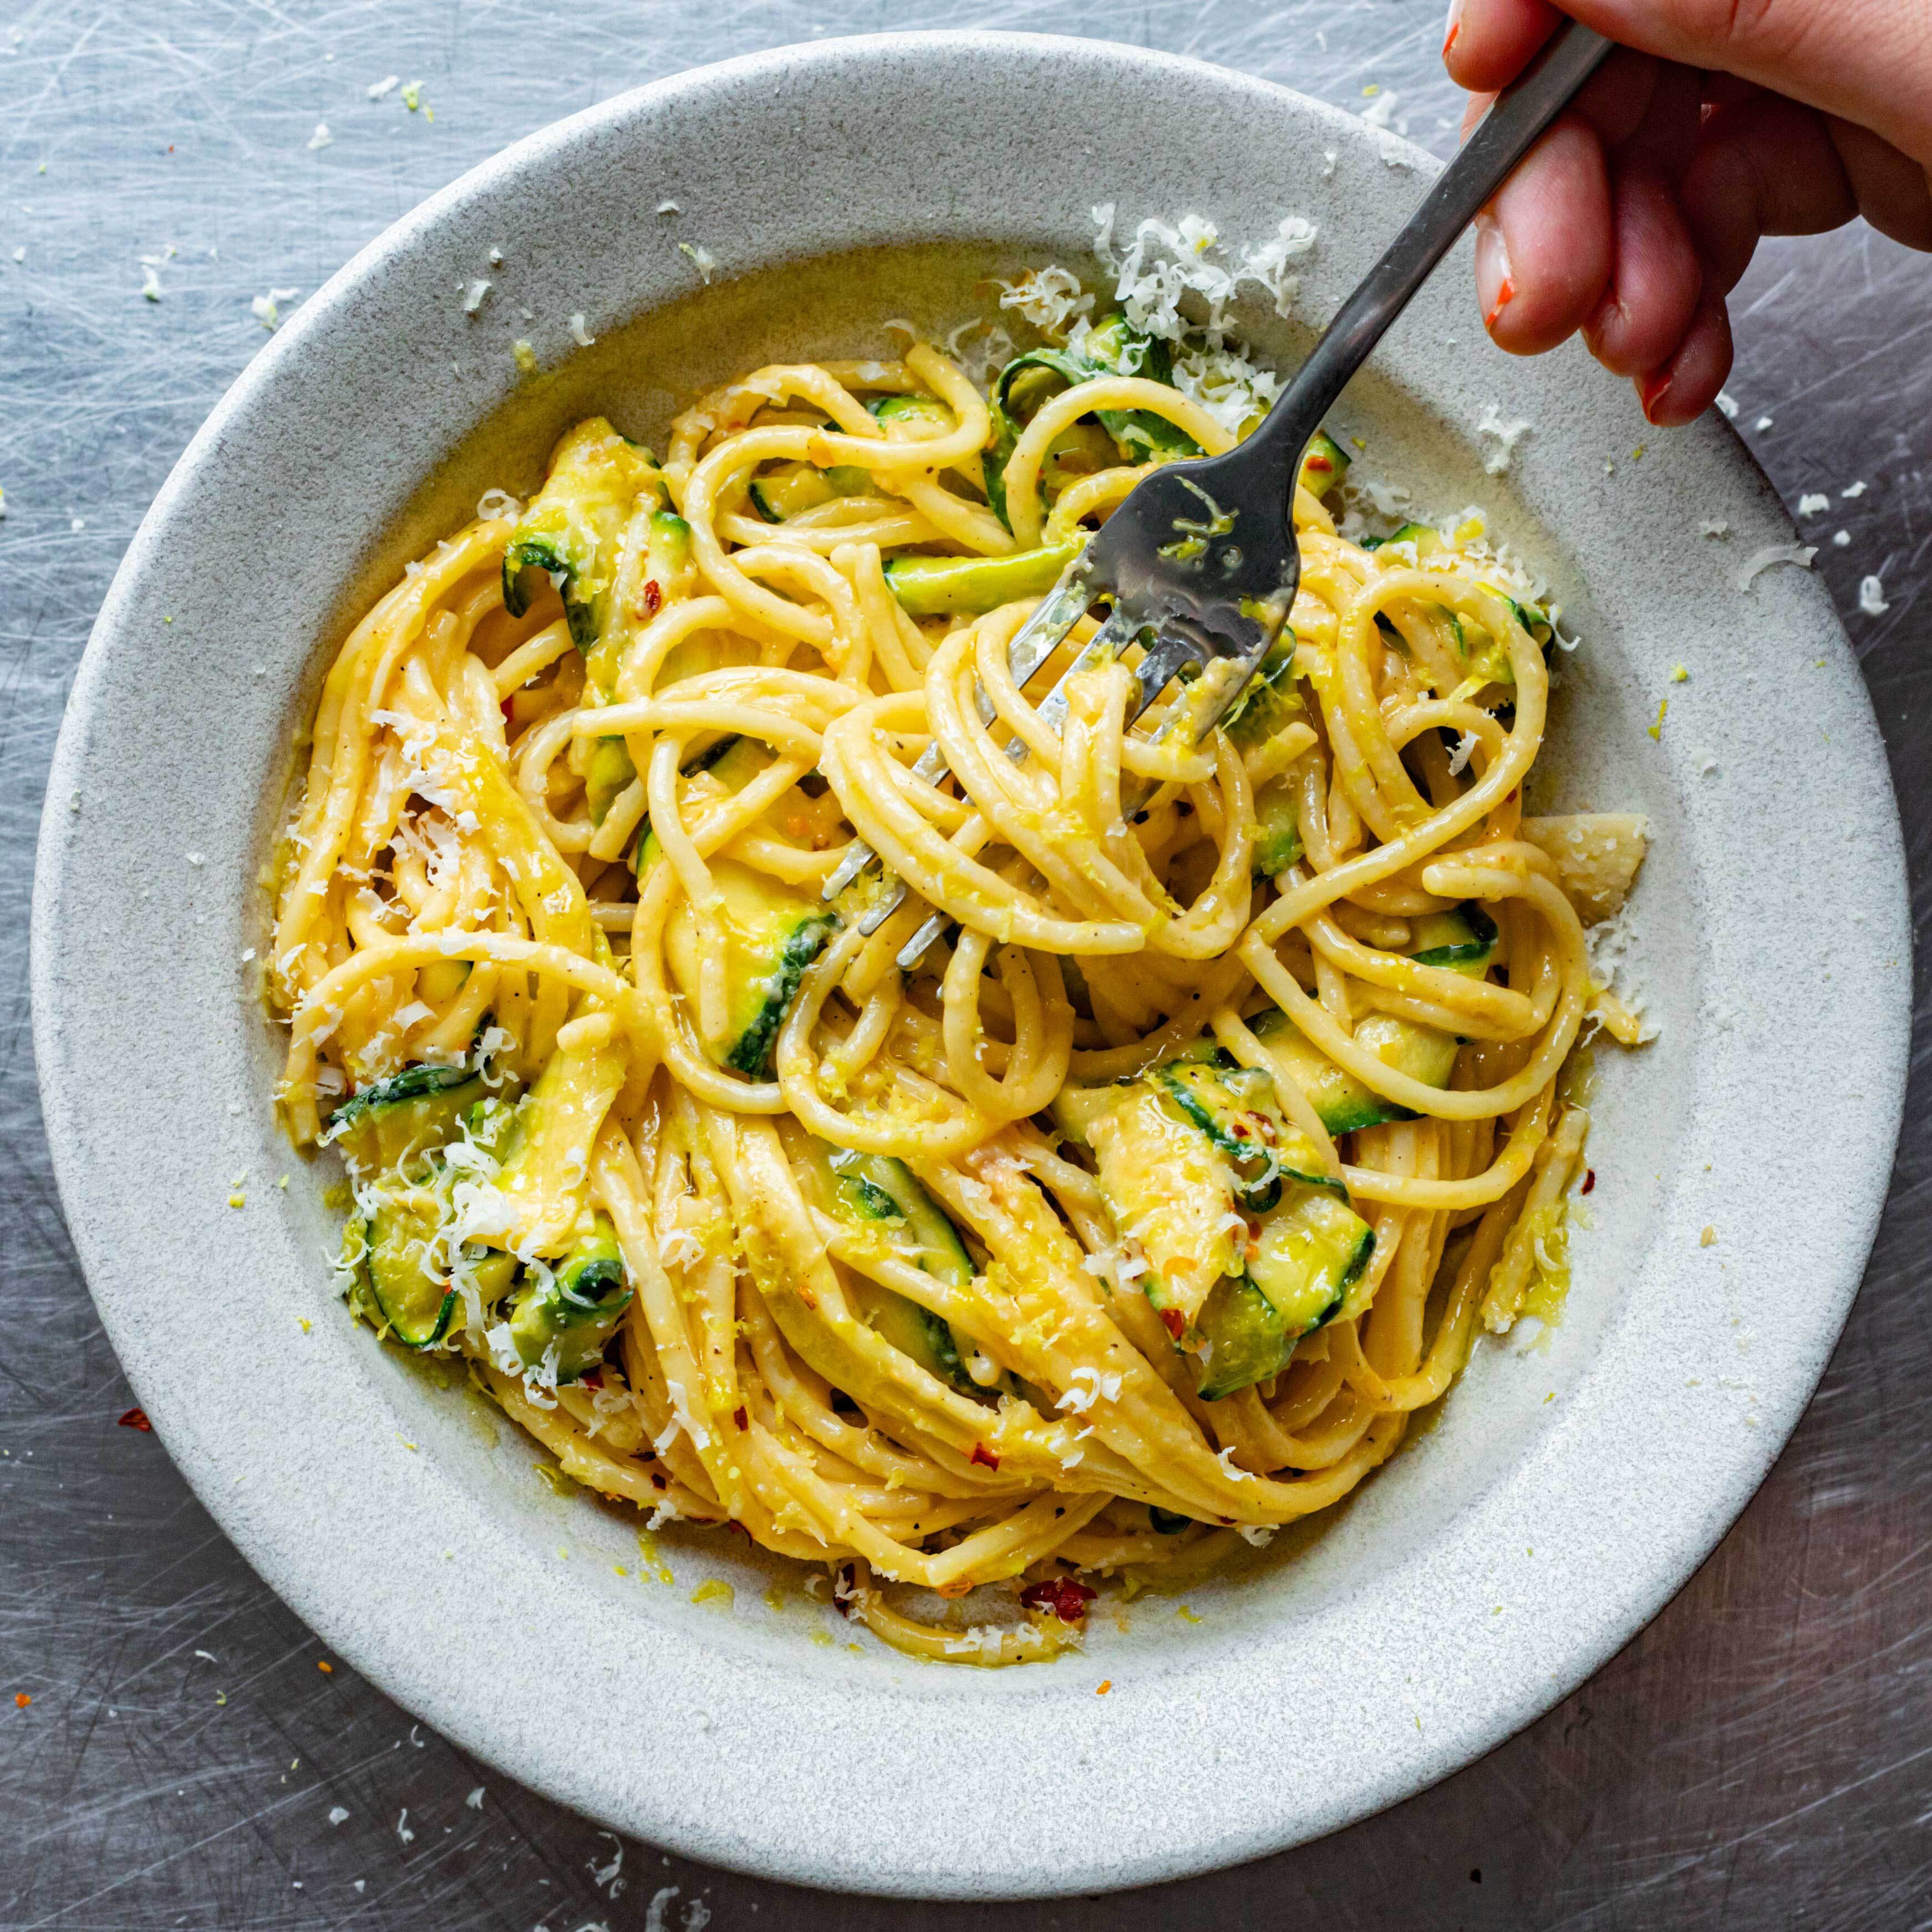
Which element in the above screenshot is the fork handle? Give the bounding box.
[1252,19,1614,474]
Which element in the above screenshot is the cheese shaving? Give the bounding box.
[1737,544,1816,591]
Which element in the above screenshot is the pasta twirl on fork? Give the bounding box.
[269,293,1648,1665]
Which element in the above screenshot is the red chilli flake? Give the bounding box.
[1019,1577,1096,1625]
[643,579,663,616]
[579,1368,604,1389]
[117,1407,151,1432]
[970,1442,1000,1471]
[733,1406,749,1432]
[1159,1308,1186,1341]
[1305,454,1332,474]
[1582,1169,1597,1195]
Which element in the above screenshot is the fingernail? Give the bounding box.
[1476,217,1514,328]
[1443,0,1463,57]
[1639,367,1674,424]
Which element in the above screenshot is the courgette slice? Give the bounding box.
[1059,1079,1242,1326]
[1193,1277,1285,1400]
[645,508,694,597]
[631,733,771,876]
[1072,313,1203,465]
[1155,1058,1342,1204]
[1196,1186,1372,1400]
[354,1194,515,1350]
[1363,520,1445,557]
[748,462,878,522]
[506,1212,632,1382]
[1252,779,1304,878]
[985,312,1197,525]
[828,1148,976,1285]
[583,736,636,825]
[1359,520,1554,689]
[663,858,837,1076]
[1226,640,1306,751]
[699,734,771,791]
[870,393,954,435]
[490,1036,627,1255]
[353,1194,455,1348]
[1448,592,1552,692]
[1409,902,1498,976]
[810,1141,1006,1401]
[328,1064,486,1177]
[502,419,658,650]
[1055,1056,1369,1397]
[1249,1008,1458,1136]
[883,540,1081,618]
[1297,430,1351,500]
[1038,419,1118,500]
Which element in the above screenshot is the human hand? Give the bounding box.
[1445,0,1932,423]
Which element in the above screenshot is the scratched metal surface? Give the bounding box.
[2,1,1928,1925]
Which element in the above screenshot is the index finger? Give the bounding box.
[1445,0,1567,94]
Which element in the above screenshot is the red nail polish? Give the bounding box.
[1639,368,1673,423]
[1483,275,1516,328]
[1443,19,1460,55]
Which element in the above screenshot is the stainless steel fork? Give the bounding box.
[829,21,1613,969]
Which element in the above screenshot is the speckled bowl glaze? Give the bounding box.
[32,32,1909,1900]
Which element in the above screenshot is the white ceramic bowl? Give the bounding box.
[32,31,1909,1900]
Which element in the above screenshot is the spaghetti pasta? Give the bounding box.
[268,289,1648,1665]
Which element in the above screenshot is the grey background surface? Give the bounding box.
[2,2,1928,1927]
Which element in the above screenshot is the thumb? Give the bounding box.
[1529,0,1932,165]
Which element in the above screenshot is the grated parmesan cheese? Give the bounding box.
[568,311,596,347]
[1475,403,1531,475]
[1796,493,1830,516]
[1858,574,1890,616]
[995,265,1092,338]
[252,287,298,331]
[1360,89,1402,131]
[1583,897,1658,1042]
[1091,202,1320,341]
[1737,543,1816,590]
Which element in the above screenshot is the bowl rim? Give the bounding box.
[30,27,1911,1900]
